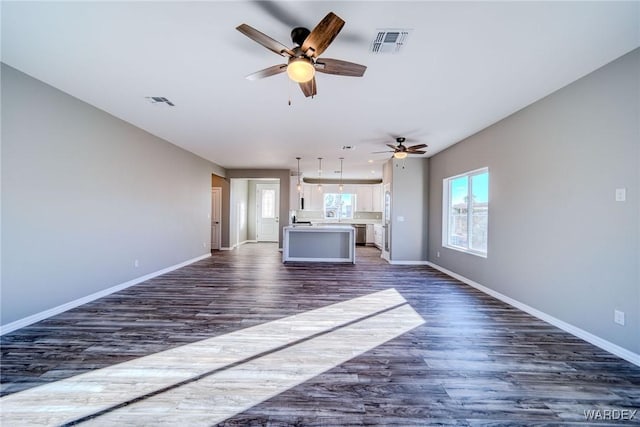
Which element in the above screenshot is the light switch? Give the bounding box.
[615,188,626,202]
[397,216,405,222]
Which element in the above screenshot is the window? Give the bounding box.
[261,189,275,218]
[324,193,355,220]
[443,168,489,256]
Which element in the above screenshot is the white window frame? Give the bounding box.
[442,167,489,258]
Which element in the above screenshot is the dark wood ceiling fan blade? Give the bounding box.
[245,64,288,81]
[236,24,294,57]
[386,144,398,150]
[407,143,427,150]
[407,150,427,154]
[300,12,345,58]
[299,77,317,97]
[372,150,394,154]
[315,58,366,77]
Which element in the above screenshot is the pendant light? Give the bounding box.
[338,157,344,192]
[295,157,302,192]
[317,157,323,192]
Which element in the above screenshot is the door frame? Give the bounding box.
[211,187,222,250]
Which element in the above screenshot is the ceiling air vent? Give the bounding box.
[370,29,411,54]
[146,96,175,107]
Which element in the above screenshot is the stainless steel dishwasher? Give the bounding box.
[353,224,367,245]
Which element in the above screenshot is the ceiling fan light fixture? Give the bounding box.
[287,57,315,83]
[394,151,408,159]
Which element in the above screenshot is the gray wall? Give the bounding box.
[428,49,639,354]
[229,179,249,247]
[1,64,222,325]
[387,158,429,262]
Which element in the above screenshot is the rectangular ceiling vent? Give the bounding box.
[370,29,411,54]
[146,96,175,107]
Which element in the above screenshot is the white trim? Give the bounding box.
[211,187,222,251]
[427,262,640,367]
[1,253,212,335]
[388,260,430,265]
[221,240,259,252]
[443,244,488,258]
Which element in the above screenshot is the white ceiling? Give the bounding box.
[2,1,639,179]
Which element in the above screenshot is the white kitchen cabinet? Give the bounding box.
[341,184,357,194]
[302,185,315,210]
[372,184,383,212]
[366,224,374,244]
[353,185,383,212]
[373,224,383,249]
[301,184,325,211]
[290,177,302,210]
[356,186,373,211]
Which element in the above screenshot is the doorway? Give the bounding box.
[256,183,279,242]
[211,187,222,250]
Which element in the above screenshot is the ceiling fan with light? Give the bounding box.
[236,11,367,98]
[373,137,428,159]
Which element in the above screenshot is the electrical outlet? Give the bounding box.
[134,259,139,268]
[614,310,625,326]
[615,188,626,202]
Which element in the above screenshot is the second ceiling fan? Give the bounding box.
[236,11,366,98]
[374,137,428,159]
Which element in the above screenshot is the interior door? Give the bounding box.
[256,183,279,242]
[211,187,222,250]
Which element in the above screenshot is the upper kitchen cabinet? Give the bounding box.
[372,184,382,212]
[290,177,301,210]
[355,185,383,212]
[356,186,373,211]
[302,184,325,211]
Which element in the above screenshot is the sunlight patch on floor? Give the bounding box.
[0,288,424,426]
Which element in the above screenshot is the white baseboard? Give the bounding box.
[1,253,212,335]
[426,262,640,367]
[221,240,257,251]
[388,260,430,265]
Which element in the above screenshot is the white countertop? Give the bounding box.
[285,224,355,231]
[292,220,382,226]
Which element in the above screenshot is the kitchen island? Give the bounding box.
[283,225,355,263]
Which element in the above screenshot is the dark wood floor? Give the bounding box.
[2,243,639,425]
